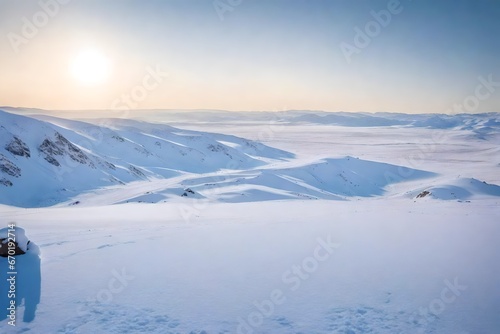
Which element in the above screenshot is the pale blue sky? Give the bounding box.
[0,0,499,113]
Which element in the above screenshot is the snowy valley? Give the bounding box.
[0,108,499,333]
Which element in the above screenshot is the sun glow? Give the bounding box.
[69,49,111,85]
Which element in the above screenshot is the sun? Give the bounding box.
[70,49,111,85]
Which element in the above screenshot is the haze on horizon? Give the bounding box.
[0,0,499,114]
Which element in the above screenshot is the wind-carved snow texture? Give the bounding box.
[0,110,294,207]
[0,108,497,333]
[412,178,500,200]
[174,157,437,204]
[1,109,500,207]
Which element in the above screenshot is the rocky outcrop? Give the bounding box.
[0,154,21,177]
[38,132,95,168]
[96,159,116,170]
[207,144,233,159]
[112,135,125,142]
[181,188,195,197]
[416,190,431,198]
[128,165,146,178]
[207,144,225,152]
[5,136,30,158]
[39,139,62,166]
[0,227,30,257]
[0,178,13,187]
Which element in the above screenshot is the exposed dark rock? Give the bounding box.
[5,136,30,158]
[54,133,93,166]
[0,227,30,257]
[112,135,125,142]
[181,188,196,197]
[207,144,224,152]
[416,190,431,198]
[39,138,64,156]
[207,144,233,159]
[44,155,60,166]
[97,159,116,170]
[0,178,13,187]
[38,132,95,168]
[108,176,125,185]
[0,154,21,177]
[128,165,146,178]
[104,161,116,170]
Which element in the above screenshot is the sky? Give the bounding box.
[0,0,499,113]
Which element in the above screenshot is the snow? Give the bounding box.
[0,110,291,207]
[0,108,499,333]
[1,200,499,333]
[407,177,500,201]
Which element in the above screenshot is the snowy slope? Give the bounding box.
[0,110,291,207]
[2,109,500,208]
[409,177,500,200]
[1,199,499,333]
[0,108,499,333]
[154,157,436,203]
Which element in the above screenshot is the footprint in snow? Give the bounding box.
[324,305,437,333]
[58,302,179,334]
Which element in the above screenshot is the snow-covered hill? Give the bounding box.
[108,157,437,205]
[1,109,500,208]
[4,107,499,132]
[409,177,500,201]
[1,108,499,333]
[0,110,292,207]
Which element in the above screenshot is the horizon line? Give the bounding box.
[1,106,499,116]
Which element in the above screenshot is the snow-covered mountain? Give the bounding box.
[0,110,292,207]
[1,108,499,208]
[1,108,499,334]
